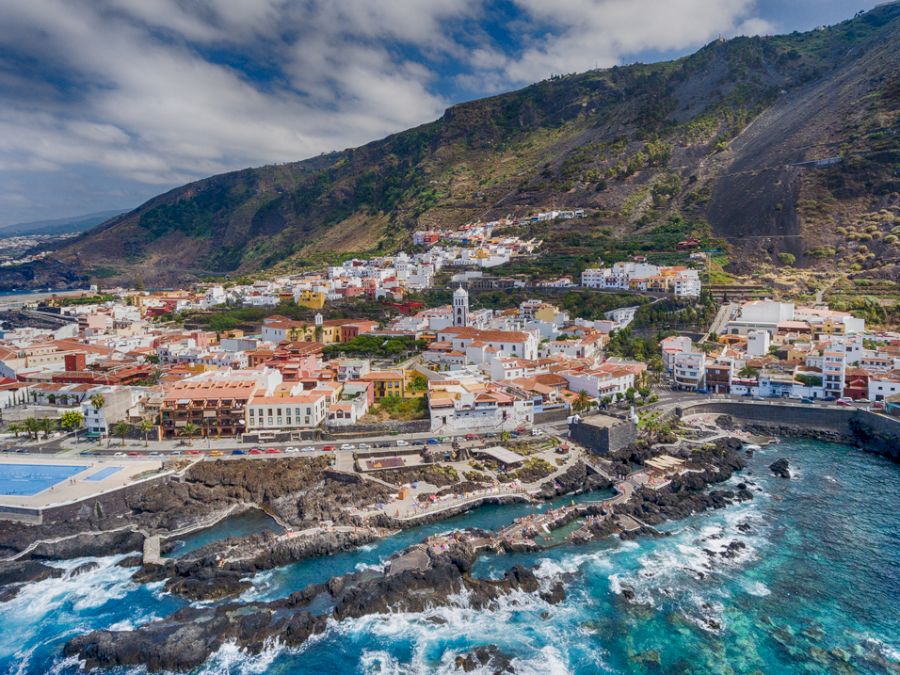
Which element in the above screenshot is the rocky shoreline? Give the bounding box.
[62,440,751,671]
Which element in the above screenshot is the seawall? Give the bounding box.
[676,400,899,462]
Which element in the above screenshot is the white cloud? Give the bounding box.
[0,0,789,225]
[495,0,768,83]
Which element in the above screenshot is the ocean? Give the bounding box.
[1,438,897,674]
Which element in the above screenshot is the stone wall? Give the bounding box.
[569,415,637,455]
[677,400,900,461]
[324,419,431,438]
[534,408,570,424]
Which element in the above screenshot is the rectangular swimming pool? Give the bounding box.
[85,466,122,481]
[0,464,85,496]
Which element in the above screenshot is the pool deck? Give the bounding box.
[0,456,165,510]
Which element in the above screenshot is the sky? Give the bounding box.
[0,0,882,227]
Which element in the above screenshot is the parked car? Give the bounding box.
[127,451,140,457]
[836,400,853,407]
[186,449,203,455]
[114,452,125,457]
[464,433,478,441]
[209,450,223,457]
[231,449,246,455]
[357,443,371,450]
[873,401,885,410]
[396,439,409,447]
[249,448,263,455]
[301,446,316,453]
[800,398,814,404]
[285,446,299,453]
[854,398,871,404]
[265,447,281,454]
[426,438,440,445]
[322,445,336,452]
[751,396,764,401]
[340,443,356,451]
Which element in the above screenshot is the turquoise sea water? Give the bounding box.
[1,439,897,674]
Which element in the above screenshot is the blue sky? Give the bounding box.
[0,0,881,227]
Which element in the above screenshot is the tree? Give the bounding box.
[738,365,759,379]
[89,393,106,413]
[600,396,613,409]
[138,418,155,447]
[111,421,131,447]
[6,422,24,438]
[180,422,200,443]
[573,390,591,414]
[23,417,41,440]
[37,417,54,439]
[625,387,637,404]
[60,411,84,436]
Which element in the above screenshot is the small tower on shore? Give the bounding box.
[453,285,469,327]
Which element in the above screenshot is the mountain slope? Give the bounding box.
[34,3,900,287]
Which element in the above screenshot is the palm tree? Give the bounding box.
[573,390,591,415]
[6,422,24,438]
[23,417,41,440]
[138,418,155,447]
[37,417,54,439]
[89,393,106,412]
[180,422,200,444]
[111,421,131,447]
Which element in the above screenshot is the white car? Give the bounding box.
[285,446,299,453]
[340,443,356,450]
[301,446,316,453]
[358,443,371,450]
[114,452,125,457]
[396,439,409,447]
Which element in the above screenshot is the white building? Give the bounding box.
[246,391,328,430]
[660,335,694,371]
[746,330,771,357]
[673,352,706,390]
[453,286,469,327]
[869,371,900,402]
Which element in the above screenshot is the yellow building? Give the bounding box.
[361,371,407,399]
[296,290,326,310]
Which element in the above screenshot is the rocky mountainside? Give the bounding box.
[11,3,900,289]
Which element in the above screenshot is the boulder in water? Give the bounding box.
[454,645,516,673]
[769,458,791,479]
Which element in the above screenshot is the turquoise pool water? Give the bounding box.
[85,466,122,481]
[0,464,83,496]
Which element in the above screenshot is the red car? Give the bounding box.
[185,449,202,455]
[836,400,853,407]
[265,447,281,454]
[249,448,263,455]
[127,451,140,457]
[322,445,335,452]
[464,433,478,441]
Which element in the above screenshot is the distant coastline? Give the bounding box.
[0,288,90,307]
